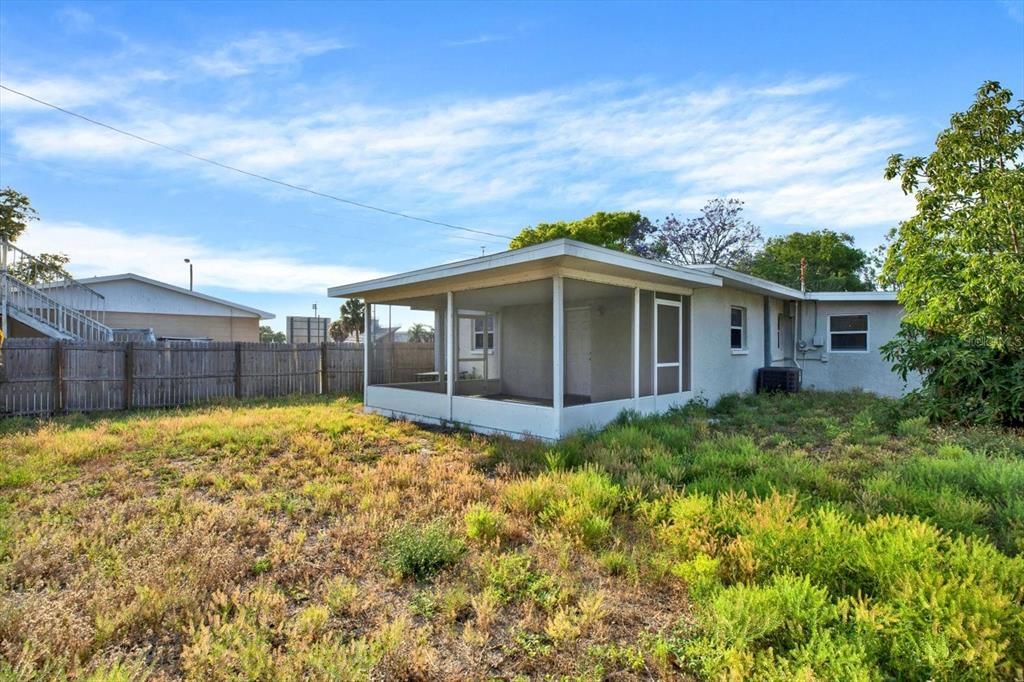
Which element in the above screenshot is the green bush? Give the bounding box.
[504,467,621,548]
[596,549,632,577]
[484,552,562,609]
[896,415,930,439]
[464,504,506,543]
[883,328,1024,426]
[663,492,1024,680]
[382,520,465,581]
[672,553,721,601]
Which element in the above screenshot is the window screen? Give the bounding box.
[829,315,868,351]
[730,307,745,350]
[657,305,680,364]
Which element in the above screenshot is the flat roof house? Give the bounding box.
[329,239,917,440]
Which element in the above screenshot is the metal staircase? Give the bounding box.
[1,238,113,342]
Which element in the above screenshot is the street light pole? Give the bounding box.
[184,258,193,291]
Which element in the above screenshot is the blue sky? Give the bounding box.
[1,1,1021,331]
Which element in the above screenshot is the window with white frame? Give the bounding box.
[730,306,746,350]
[829,314,868,351]
[472,316,495,351]
[777,313,783,348]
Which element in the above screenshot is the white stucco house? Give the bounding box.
[329,239,917,440]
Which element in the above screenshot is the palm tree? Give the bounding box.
[407,323,434,343]
[339,299,365,342]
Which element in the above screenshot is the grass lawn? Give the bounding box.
[1,392,1022,680]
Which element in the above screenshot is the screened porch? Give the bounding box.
[362,275,693,439]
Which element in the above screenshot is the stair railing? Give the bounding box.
[0,237,107,325]
[1,271,114,342]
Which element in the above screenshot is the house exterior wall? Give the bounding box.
[796,300,920,397]
[101,312,260,342]
[690,286,767,402]
[3,311,257,342]
[51,279,259,317]
[32,278,265,342]
[571,291,634,402]
[499,302,552,399]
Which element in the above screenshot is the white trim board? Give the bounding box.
[328,239,720,299]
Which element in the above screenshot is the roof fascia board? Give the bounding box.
[557,266,694,296]
[560,240,721,286]
[329,239,720,298]
[703,266,805,299]
[806,291,899,302]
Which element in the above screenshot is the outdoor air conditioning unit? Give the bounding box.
[757,366,802,394]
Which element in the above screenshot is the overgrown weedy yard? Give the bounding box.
[1,392,1022,680]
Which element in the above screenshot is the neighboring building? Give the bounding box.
[38,273,274,343]
[329,239,919,440]
[286,316,330,344]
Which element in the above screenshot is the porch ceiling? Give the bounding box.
[328,239,722,303]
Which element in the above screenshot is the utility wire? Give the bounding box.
[0,83,515,241]
[0,151,484,261]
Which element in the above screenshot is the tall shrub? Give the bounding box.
[882,81,1024,424]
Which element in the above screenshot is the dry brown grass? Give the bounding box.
[9,393,1016,680]
[0,396,687,680]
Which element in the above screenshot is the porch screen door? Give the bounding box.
[654,298,682,396]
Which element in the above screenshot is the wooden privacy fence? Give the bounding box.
[0,338,435,417]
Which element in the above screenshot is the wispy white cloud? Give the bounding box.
[0,69,170,111]
[443,34,507,47]
[19,221,387,294]
[754,75,851,97]
[192,31,346,77]
[2,73,915,231]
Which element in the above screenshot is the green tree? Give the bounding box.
[740,229,873,291]
[0,187,37,242]
[259,325,286,343]
[0,187,71,283]
[339,299,365,343]
[655,198,762,267]
[509,211,660,257]
[881,81,1024,424]
[407,323,434,343]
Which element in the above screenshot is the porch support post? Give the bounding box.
[363,301,371,396]
[433,308,444,377]
[552,275,564,435]
[632,287,640,406]
[446,291,455,421]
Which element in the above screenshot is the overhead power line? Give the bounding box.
[0,151,484,261]
[0,83,514,242]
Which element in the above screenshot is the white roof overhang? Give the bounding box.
[328,239,723,304]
